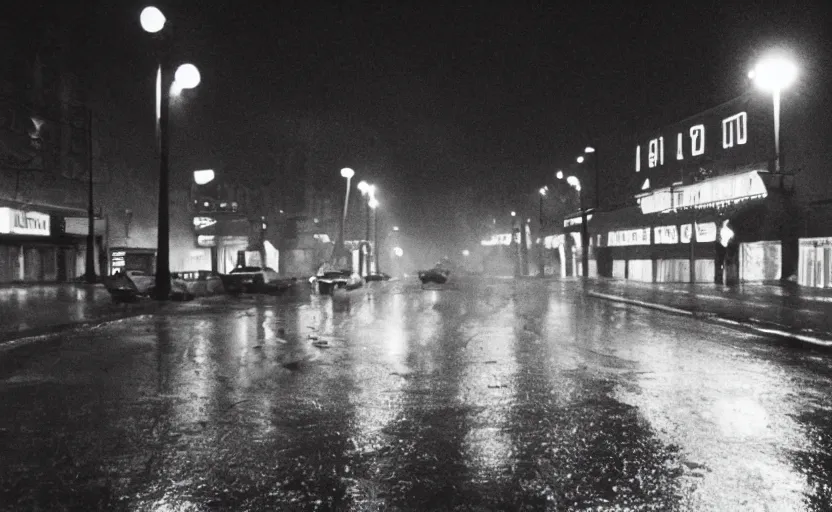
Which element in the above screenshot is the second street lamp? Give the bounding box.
[538,187,547,277]
[749,54,797,172]
[141,5,201,300]
[567,176,589,278]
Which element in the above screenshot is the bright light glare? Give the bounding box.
[394,247,404,257]
[140,6,166,33]
[556,170,564,180]
[510,211,516,217]
[462,249,470,256]
[393,226,399,231]
[576,156,585,163]
[749,55,798,92]
[174,63,201,89]
[720,220,734,247]
[341,167,355,179]
[193,169,215,185]
[357,180,369,193]
[567,175,581,191]
[368,197,379,209]
[585,146,596,153]
[539,187,547,196]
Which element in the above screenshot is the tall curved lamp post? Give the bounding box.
[749,55,797,172]
[141,6,200,299]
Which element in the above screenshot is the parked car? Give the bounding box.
[226,266,294,293]
[315,270,363,294]
[176,270,225,296]
[104,271,194,302]
[365,272,391,282]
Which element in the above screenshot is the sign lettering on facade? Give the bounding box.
[481,233,512,246]
[0,207,50,236]
[635,112,747,173]
[608,228,651,247]
[197,235,216,247]
[638,170,767,214]
[653,225,679,244]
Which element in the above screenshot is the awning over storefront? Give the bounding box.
[636,170,768,215]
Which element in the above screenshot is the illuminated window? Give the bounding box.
[635,145,641,172]
[676,133,684,160]
[722,112,747,148]
[690,125,705,156]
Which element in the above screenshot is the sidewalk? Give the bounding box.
[0,283,162,344]
[586,279,832,347]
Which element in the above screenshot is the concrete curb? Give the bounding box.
[586,290,832,349]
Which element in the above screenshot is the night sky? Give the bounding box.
[8,0,831,255]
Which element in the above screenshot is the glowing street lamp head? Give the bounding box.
[140,6,166,33]
[584,146,596,154]
[174,63,201,90]
[368,197,379,209]
[556,170,564,180]
[357,180,369,193]
[392,226,399,231]
[393,247,404,257]
[462,249,470,256]
[576,155,585,163]
[340,167,355,179]
[749,55,798,92]
[566,175,581,191]
[539,187,547,196]
[193,169,215,185]
[510,211,516,217]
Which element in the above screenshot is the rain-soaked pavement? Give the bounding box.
[1,278,832,511]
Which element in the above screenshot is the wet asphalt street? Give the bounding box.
[1,278,832,511]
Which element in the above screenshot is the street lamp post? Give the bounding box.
[142,6,200,299]
[538,187,547,277]
[749,55,797,173]
[336,167,355,266]
[567,175,588,278]
[369,196,380,273]
[357,181,374,276]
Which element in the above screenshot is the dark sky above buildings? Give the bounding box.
[9,0,831,253]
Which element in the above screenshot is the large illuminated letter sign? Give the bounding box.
[648,137,664,168]
[676,133,684,160]
[690,125,705,156]
[722,112,747,149]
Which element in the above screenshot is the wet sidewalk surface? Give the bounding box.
[588,279,832,337]
[1,279,832,510]
[0,284,157,342]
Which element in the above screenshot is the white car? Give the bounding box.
[125,270,154,294]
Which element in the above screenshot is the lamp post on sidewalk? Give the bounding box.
[566,175,588,278]
[357,181,374,275]
[369,196,380,273]
[749,54,797,173]
[538,186,547,277]
[335,167,355,266]
[141,6,201,300]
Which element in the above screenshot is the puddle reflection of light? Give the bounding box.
[615,335,810,510]
[460,302,517,479]
[171,319,213,426]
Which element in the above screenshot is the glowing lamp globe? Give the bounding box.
[140,6,166,33]
[567,176,581,191]
[539,187,547,196]
[556,170,564,180]
[357,181,369,193]
[368,197,379,209]
[193,169,215,185]
[576,156,585,163]
[174,63,201,90]
[749,56,797,92]
[341,168,355,179]
[585,146,596,154]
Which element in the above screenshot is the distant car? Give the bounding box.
[365,272,391,282]
[228,266,293,293]
[107,270,194,301]
[316,270,363,294]
[418,267,450,285]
